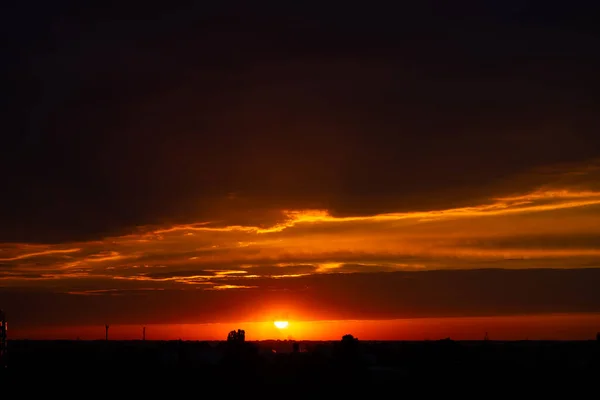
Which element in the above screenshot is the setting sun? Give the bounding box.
[274,320,289,329]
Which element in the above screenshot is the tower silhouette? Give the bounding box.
[143,326,146,341]
[0,310,7,368]
[105,324,110,341]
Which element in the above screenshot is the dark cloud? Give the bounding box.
[66,288,166,296]
[457,233,600,250]
[333,264,400,273]
[130,264,317,279]
[109,253,433,273]
[244,264,317,276]
[453,257,600,270]
[143,270,217,279]
[2,3,600,243]
[2,268,599,327]
[0,272,44,279]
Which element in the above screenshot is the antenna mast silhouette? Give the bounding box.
[105,324,110,341]
[0,310,7,368]
[143,326,146,341]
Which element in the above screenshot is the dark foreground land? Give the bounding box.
[2,338,600,391]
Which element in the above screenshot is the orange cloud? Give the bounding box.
[0,248,81,261]
[0,187,600,288]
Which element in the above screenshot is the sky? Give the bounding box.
[2,2,600,340]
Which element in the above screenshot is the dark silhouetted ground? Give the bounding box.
[1,338,599,392]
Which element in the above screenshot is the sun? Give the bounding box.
[274,320,289,329]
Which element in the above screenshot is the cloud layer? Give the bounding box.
[2,162,600,326]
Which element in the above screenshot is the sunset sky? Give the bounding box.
[2,2,600,340]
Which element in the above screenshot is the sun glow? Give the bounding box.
[274,320,289,329]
